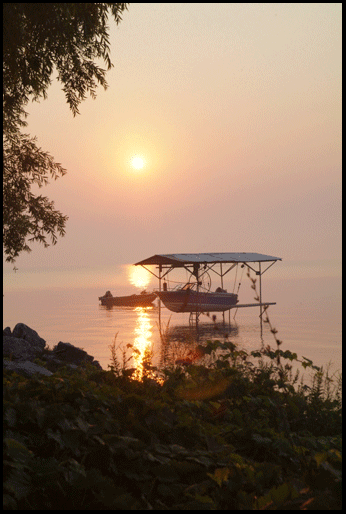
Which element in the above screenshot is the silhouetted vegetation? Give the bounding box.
[4,334,342,510]
[3,3,128,265]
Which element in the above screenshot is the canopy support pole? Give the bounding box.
[220,263,225,327]
[259,262,263,338]
[194,264,200,340]
[158,264,162,333]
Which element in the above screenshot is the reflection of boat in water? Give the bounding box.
[168,319,239,341]
[99,290,157,307]
[155,283,238,313]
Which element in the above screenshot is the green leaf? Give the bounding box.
[320,461,342,480]
[66,458,87,477]
[4,468,31,500]
[47,428,64,448]
[111,435,145,450]
[328,448,342,462]
[76,416,90,433]
[256,483,296,509]
[207,467,231,487]
[4,438,32,465]
[193,493,214,505]
[153,463,180,482]
[252,433,272,445]
[4,407,17,427]
[314,451,328,467]
[271,483,293,504]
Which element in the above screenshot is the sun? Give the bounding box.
[131,155,145,170]
[128,266,151,289]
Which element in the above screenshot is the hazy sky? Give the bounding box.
[4,3,342,284]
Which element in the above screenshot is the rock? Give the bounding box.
[3,324,103,375]
[3,327,12,337]
[41,353,79,373]
[3,336,44,361]
[12,323,46,351]
[52,342,102,369]
[3,360,53,377]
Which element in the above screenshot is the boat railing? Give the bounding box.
[165,282,213,293]
[159,282,233,294]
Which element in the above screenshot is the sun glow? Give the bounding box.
[128,265,151,289]
[131,155,145,170]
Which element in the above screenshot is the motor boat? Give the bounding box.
[155,283,238,313]
[99,290,156,307]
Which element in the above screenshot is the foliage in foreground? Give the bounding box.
[3,340,342,510]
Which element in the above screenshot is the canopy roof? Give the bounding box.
[135,252,282,267]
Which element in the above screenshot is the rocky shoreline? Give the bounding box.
[3,323,102,377]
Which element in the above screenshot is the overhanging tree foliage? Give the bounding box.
[3,3,128,264]
[3,132,68,263]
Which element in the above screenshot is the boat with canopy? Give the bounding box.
[134,252,282,333]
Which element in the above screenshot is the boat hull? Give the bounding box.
[156,289,238,313]
[99,293,156,307]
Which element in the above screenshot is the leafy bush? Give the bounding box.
[3,339,342,510]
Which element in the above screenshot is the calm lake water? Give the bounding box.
[3,268,341,382]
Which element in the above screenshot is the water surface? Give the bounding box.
[3,273,341,379]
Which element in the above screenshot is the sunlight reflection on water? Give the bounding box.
[132,307,154,379]
[3,275,341,379]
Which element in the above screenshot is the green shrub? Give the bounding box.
[3,338,342,510]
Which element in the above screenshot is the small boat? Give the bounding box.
[99,290,157,307]
[155,283,238,313]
